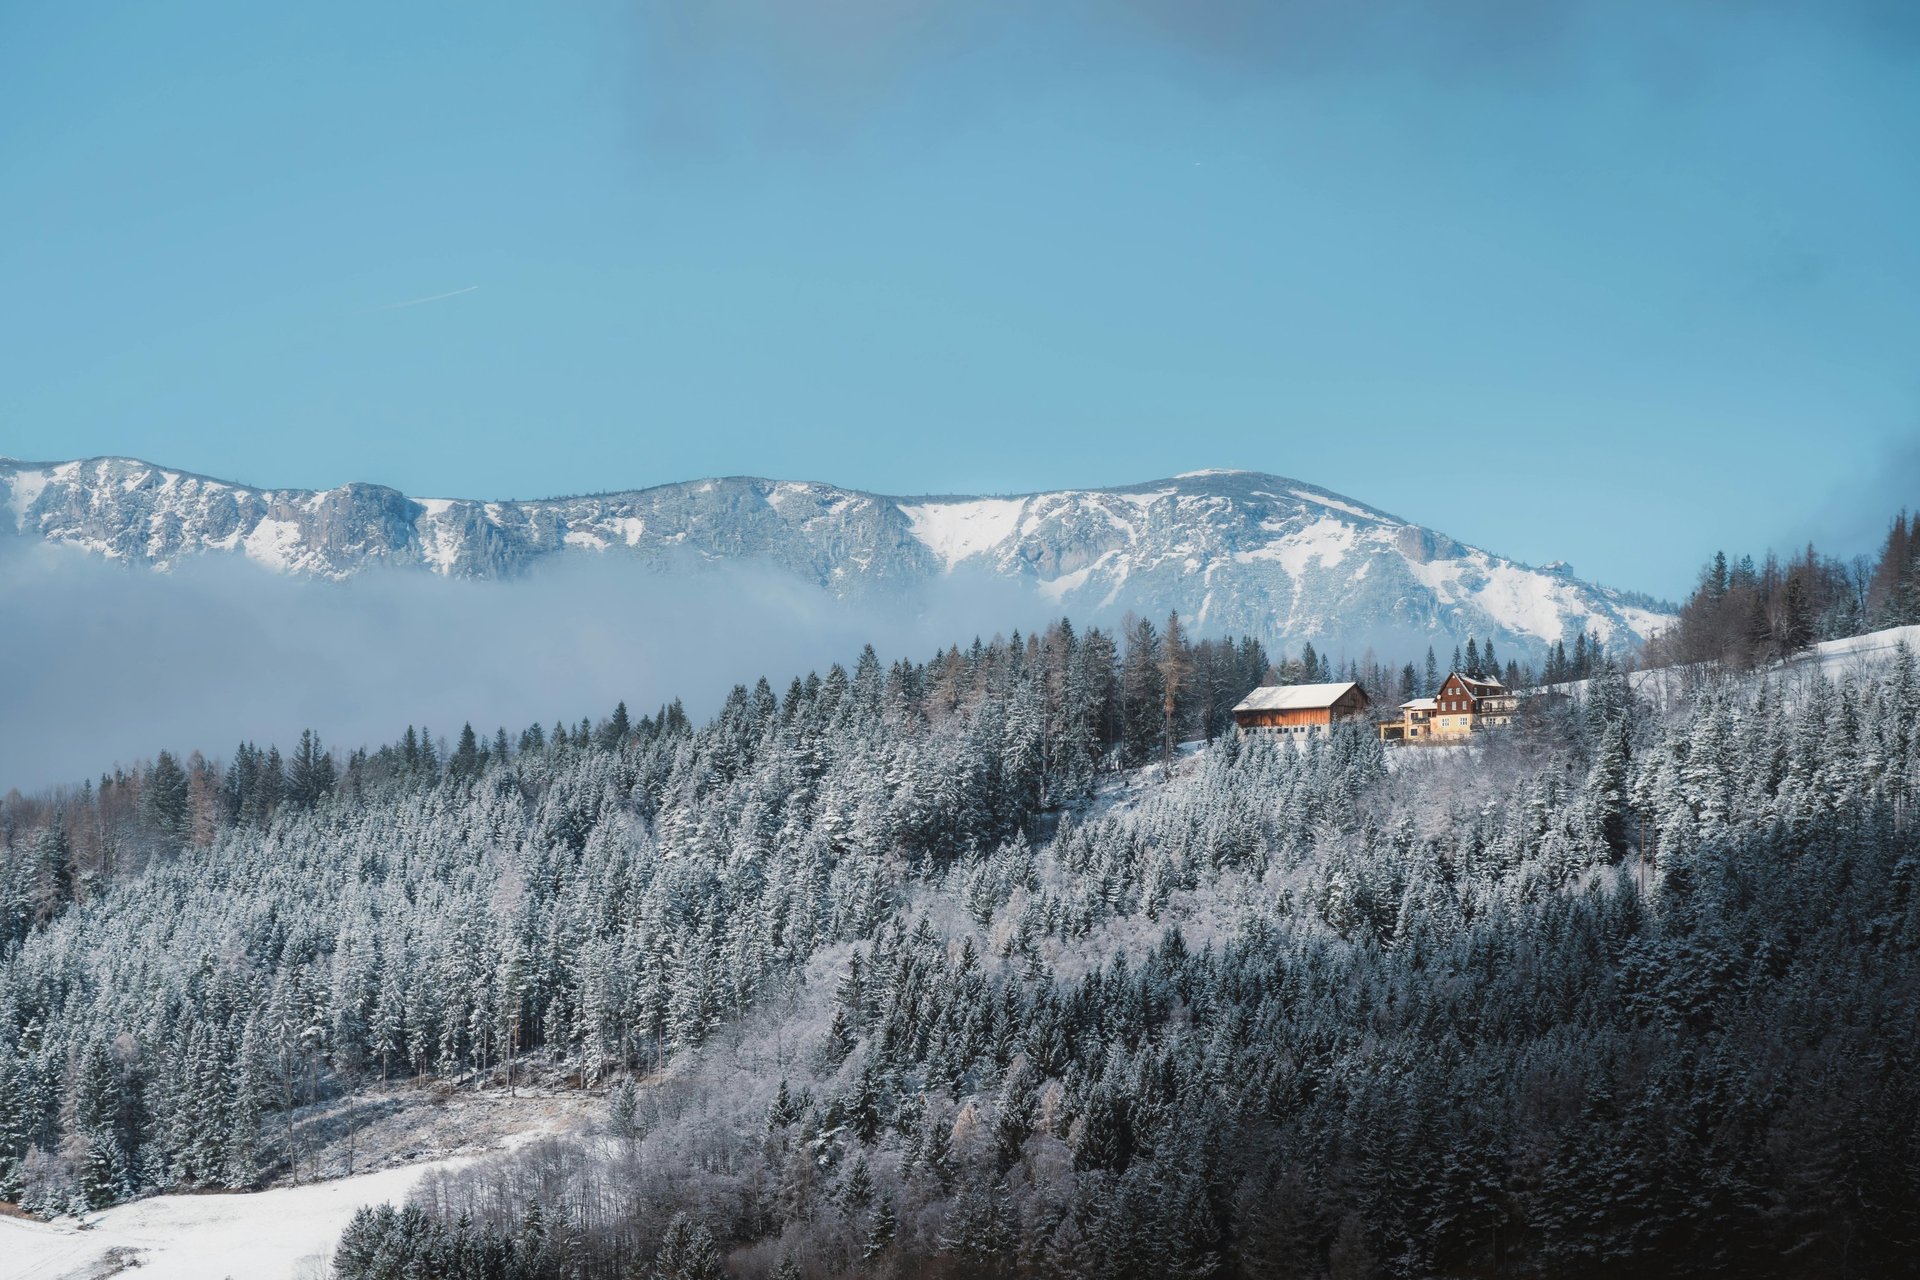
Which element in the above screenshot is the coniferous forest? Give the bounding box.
[2,611,1918,1279]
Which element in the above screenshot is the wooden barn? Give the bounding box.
[1232,681,1372,737]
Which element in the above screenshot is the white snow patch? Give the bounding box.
[0,1154,479,1280]
[422,532,460,573]
[416,497,455,516]
[1287,488,1381,521]
[1038,558,1103,603]
[242,518,304,571]
[8,468,49,528]
[1234,516,1357,577]
[1402,553,1468,606]
[611,516,646,546]
[899,497,1026,570]
[563,529,609,550]
[1615,604,1673,641]
[1466,562,1576,644]
[1799,623,1920,672]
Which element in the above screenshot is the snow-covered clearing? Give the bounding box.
[3,1156,470,1279]
[1796,622,1920,673]
[2,1078,593,1279]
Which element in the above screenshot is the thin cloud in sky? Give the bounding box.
[377,285,479,310]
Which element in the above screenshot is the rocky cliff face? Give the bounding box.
[1,457,1670,658]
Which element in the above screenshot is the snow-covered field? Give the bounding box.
[1546,623,1920,705]
[1795,622,1920,674]
[1,1078,593,1280]
[3,1155,472,1279]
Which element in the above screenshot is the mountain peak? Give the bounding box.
[1,456,1669,658]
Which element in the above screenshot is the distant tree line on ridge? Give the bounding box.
[1646,507,1920,670]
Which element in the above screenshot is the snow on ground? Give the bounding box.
[3,1076,597,1280]
[240,518,305,572]
[898,497,1026,570]
[1614,603,1674,642]
[1234,515,1357,576]
[3,1156,472,1280]
[1285,488,1381,522]
[1546,623,1920,704]
[1382,742,1471,773]
[1797,623,1920,673]
[7,466,50,528]
[1469,561,1586,645]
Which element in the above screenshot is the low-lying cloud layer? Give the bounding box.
[0,542,1049,794]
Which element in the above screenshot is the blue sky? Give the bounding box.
[3,1,1917,600]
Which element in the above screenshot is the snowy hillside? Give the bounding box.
[1549,622,1920,708]
[0,456,1670,659]
[1794,622,1920,675]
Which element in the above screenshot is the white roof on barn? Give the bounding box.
[1233,681,1364,712]
[1401,697,1437,711]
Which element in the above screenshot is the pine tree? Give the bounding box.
[1158,611,1191,765]
[29,817,74,925]
[449,723,482,784]
[599,701,631,752]
[141,751,192,851]
[286,729,334,811]
[864,1197,897,1260]
[840,1156,876,1212]
[652,1213,725,1280]
[1120,616,1166,766]
[1780,573,1813,654]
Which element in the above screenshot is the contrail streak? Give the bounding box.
[378,285,479,310]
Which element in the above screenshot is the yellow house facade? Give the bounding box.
[1380,672,1517,743]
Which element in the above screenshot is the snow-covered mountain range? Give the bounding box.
[1,456,1671,659]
